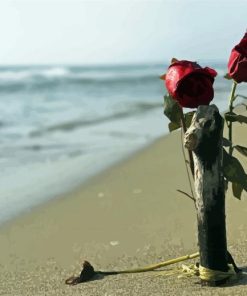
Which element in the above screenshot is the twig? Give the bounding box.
[177,189,196,202]
[235,94,247,100]
[234,114,247,124]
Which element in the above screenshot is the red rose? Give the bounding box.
[161,60,217,108]
[228,32,247,83]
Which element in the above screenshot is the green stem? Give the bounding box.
[228,81,237,156]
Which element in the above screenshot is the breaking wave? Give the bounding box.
[0,65,163,93]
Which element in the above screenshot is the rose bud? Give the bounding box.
[228,32,247,83]
[160,59,217,108]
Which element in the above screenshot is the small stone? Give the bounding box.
[133,188,142,194]
[110,241,119,246]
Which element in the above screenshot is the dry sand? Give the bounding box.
[0,111,247,295]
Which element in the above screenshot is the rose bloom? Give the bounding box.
[161,60,217,108]
[228,32,247,83]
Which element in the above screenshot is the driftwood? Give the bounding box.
[184,105,229,285]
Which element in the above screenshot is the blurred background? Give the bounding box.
[0,0,247,222]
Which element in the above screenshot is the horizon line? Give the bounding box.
[0,58,228,67]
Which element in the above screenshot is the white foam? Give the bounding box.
[0,70,31,81]
[40,67,69,78]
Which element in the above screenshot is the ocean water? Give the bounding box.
[0,63,245,223]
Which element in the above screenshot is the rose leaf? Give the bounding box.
[222,137,232,147]
[168,121,181,132]
[232,182,243,200]
[223,149,247,191]
[235,145,247,157]
[163,94,181,124]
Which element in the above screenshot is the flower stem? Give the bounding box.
[228,81,237,156]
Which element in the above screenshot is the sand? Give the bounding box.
[0,110,247,295]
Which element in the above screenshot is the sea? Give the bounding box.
[0,62,246,224]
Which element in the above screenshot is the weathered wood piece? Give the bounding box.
[184,105,229,285]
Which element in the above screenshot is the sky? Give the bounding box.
[0,0,246,65]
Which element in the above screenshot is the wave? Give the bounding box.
[0,67,69,81]
[29,102,162,137]
[0,64,227,93]
[0,66,162,93]
[0,66,160,81]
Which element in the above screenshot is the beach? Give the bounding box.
[0,112,247,296]
[1,0,247,294]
